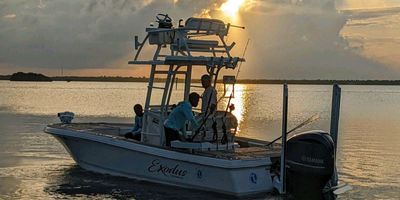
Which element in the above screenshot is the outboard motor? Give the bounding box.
[286,130,335,200]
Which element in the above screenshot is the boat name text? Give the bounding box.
[148,159,187,178]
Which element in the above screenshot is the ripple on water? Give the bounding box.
[1,83,400,199]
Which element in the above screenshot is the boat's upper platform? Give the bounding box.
[128,56,244,68]
[46,123,281,160]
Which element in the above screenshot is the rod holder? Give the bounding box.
[134,36,140,50]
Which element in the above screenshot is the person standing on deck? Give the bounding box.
[201,74,217,115]
[164,93,200,147]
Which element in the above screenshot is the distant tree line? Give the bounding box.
[1,72,400,85]
[234,79,400,85]
[51,76,150,82]
[8,72,52,82]
[0,75,10,80]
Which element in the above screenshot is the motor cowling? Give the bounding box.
[286,130,335,200]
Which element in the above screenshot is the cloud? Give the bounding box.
[340,5,400,71]
[225,0,400,79]
[0,0,399,79]
[0,0,216,70]
[3,14,16,19]
[337,0,400,10]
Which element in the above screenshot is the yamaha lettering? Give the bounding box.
[301,155,324,164]
[148,159,188,178]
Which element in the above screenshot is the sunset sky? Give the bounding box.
[1,0,400,79]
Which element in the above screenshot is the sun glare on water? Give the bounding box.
[220,0,245,18]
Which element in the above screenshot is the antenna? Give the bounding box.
[235,38,250,80]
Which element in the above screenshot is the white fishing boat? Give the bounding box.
[45,14,347,199]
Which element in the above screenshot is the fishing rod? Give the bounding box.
[235,38,250,79]
[190,65,222,141]
[265,113,320,147]
[221,38,250,117]
[219,39,250,144]
[191,39,250,141]
[220,38,250,121]
[216,38,250,103]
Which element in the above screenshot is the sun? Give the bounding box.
[220,0,245,18]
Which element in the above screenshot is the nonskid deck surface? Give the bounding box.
[48,122,133,135]
[195,146,280,160]
[48,123,281,160]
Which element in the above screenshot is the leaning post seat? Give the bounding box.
[184,18,227,36]
[171,39,220,52]
[146,28,175,45]
[164,56,242,69]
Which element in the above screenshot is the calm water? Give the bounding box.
[0,80,399,199]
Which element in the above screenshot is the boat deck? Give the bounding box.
[194,146,280,160]
[47,123,281,160]
[48,122,133,135]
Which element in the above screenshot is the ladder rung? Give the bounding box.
[154,70,186,74]
[188,48,227,53]
[154,70,170,74]
[149,86,166,89]
[190,85,203,88]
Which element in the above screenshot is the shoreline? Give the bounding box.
[1,76,400,85]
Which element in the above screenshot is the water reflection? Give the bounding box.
[1,82,400,199]
[219,84,248,132]
[44,165,236,200]
[45,165,140,199]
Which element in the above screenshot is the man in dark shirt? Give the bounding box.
[125,104,143,141]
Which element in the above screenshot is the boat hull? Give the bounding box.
[46,126,275,196]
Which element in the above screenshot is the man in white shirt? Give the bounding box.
[201,74,217,115]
